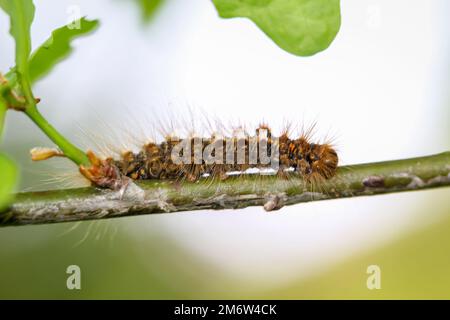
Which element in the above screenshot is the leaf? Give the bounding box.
[28,18,99,84]
[0,0,35,74]
[135,0,164,22]
[212,0,341,56]
[0,153,18,212]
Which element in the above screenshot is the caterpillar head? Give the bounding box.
[308,143,338,179]
[79,150,128,190]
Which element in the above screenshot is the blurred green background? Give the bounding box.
[0,189,449,299]
[0,0,449,299]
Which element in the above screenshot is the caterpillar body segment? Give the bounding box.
[77,125,339,189]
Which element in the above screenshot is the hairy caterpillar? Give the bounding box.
[72,123,338,190]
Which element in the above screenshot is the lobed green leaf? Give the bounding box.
[28,18,99,84]
[0,0,35,74]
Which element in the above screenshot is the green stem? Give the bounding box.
[24,105,89,165]
[12,64,89,166]
[0,98,6,139]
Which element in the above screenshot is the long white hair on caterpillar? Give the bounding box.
[29,103,341,207]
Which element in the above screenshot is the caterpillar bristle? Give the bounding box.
[77,124,339,188]
[41,108,339,193]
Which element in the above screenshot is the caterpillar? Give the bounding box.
[72,124,338,190]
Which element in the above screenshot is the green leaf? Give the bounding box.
[0,153,18,212]
[28,18,99,84]
[212,0,341,56]
[135,0,164,22]
[0,0,35,74]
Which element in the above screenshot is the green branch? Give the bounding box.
[24,106,89,165]
[13,45,89,166]
[0,98,6,138]
[1,151,449,227]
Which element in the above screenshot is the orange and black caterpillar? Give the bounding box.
[77,125,338,190]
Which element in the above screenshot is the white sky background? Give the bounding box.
[1,0,449,288]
